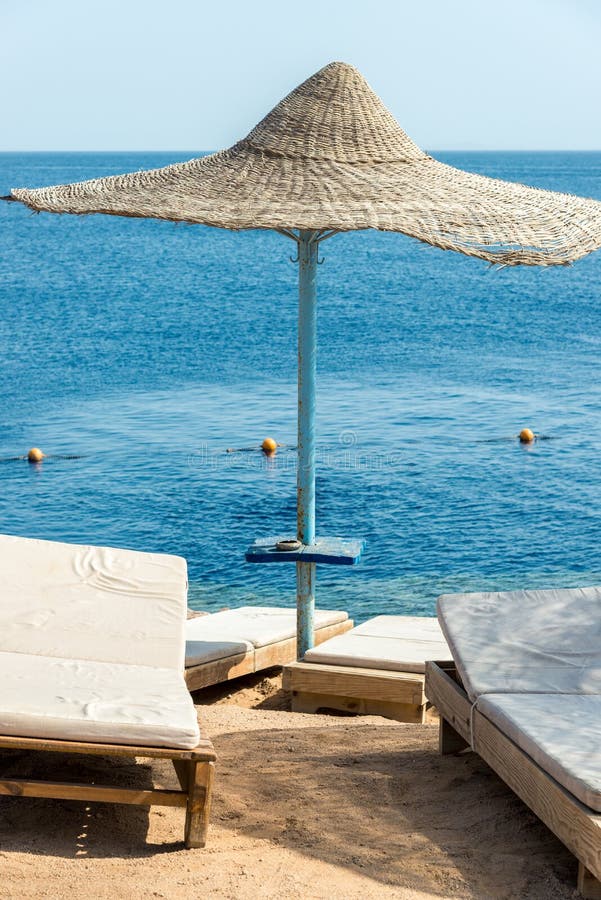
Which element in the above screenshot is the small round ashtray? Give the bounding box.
[275,539,302,552]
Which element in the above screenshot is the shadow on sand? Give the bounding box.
[209,723,576,899]
[0,749,180,859]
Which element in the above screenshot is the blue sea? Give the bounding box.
[1,151,601,621]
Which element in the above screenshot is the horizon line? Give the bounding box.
[1,148,601,155]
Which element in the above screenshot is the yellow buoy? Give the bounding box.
[27,447,45,463]
[261,437,277,455]
[519,428,535,444]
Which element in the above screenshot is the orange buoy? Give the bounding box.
[519,428,535,444]
[261,437,277,455]
[27,447,45,463]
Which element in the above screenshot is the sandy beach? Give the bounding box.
[0,671,577,900]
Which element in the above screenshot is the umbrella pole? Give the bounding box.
[296,230,318,658]
[246,229,361,649]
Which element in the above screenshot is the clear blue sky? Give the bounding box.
[2,0,600,152]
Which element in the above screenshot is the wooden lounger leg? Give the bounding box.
[183,760,214,849]
[578,863,601,899]
[440,716,469,755]
[172,759,189,791]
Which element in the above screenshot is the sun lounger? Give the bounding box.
[0,533,215,849]
[283,615,449,722]
[425,587,601,897]
[185,606,352,691]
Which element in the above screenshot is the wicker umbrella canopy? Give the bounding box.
[9,60,601,266]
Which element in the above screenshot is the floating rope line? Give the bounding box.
[225,441,294,455]
[475,435,555,443]
[0,453,85,464]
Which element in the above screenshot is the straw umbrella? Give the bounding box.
[6,61,601,656]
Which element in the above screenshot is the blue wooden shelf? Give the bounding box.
[245,536,365,566]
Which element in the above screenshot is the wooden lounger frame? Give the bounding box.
[283,660,432,723]
[185,618,353,692]
[0,729,216,849]
[425,661,601,899]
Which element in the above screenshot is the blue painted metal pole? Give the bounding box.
[296,230,318,658]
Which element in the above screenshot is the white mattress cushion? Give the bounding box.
[303,615,449,673]
[0,533,188,670]
[0,650,200,749]
[352,615,446,641]
[477,693,601,812]
[185,638,253,668]
[185,606,348,663]
[437,587,601,701]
